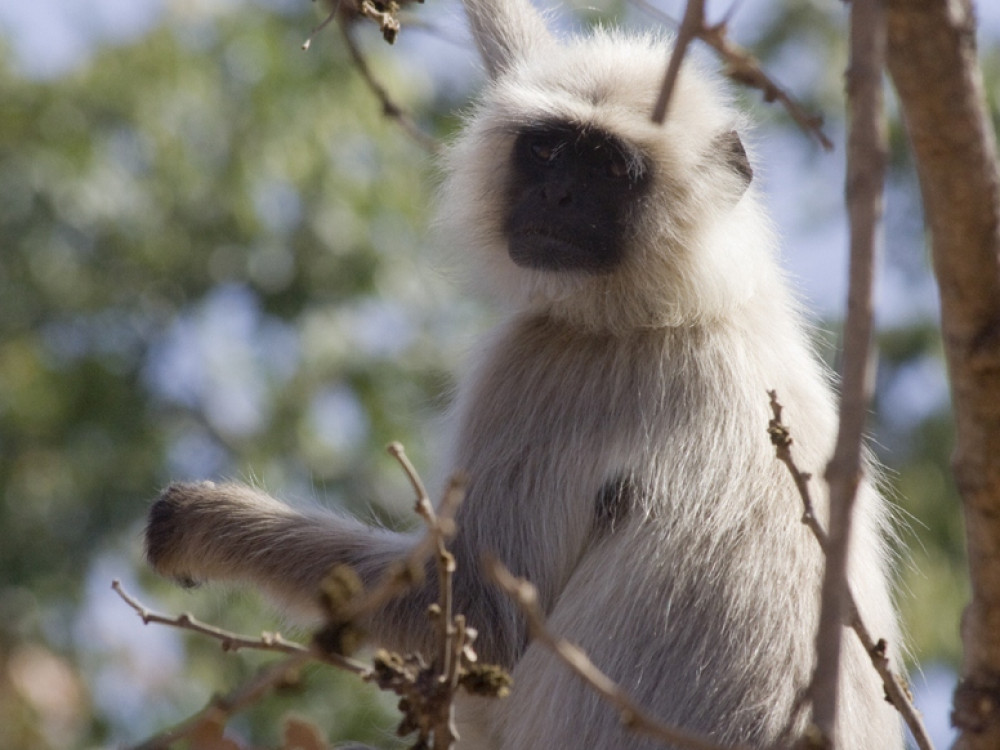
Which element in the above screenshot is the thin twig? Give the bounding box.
[338,19,439,153]
[386,442,462,748]
[302,0,340,51]
[487,557,749,750]
[341,449,464,624]
[767,393,935,750]
[637,0,833,149]
[386,440,461,672]
[112,580,370,677]
[373,442,475,749]
[766,393,827,551]
[430,612,465,749]
[387,440,432,518]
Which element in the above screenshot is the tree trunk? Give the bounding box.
[885,1,1000,748]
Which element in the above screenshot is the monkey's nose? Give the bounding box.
[542,179,573,206]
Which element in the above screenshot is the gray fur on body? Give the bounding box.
[146,1,904,747]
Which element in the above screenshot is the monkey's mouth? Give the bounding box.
[508,228,617,274]
[509,228,581,267]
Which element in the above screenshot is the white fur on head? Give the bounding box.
[438,19,777,333]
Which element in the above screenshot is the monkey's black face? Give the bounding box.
[504,122,650,274]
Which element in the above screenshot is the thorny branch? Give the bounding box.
[114,579,356,749]
[640,0,833,150]
[487,557,750,750]
[767,392,934,750]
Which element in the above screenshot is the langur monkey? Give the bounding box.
[145,0,904,747]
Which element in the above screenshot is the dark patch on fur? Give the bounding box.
[595,476,634,533]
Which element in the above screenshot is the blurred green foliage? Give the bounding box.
[0,0,995,748]
[0,3,467,747]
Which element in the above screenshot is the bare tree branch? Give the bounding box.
[112,579,371,676]
[885,2,1000,746]
[651,0,702,124]
[767,392,827,552]
[807,0,888,743]
[338,448,463,624]
[339,18,439,153]
[384,442,469,750]
[768,392,935,750]
[301,2,438,153]
[640,0,832,149]
[347,442,503,750]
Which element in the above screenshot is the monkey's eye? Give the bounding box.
[590,142,631,179]
[606,152,629,179]
[530,140,564,164]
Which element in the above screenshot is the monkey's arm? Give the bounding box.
[146,482,424,622]
[146,481,525,664]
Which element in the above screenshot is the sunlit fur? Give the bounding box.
[146,1,904,747]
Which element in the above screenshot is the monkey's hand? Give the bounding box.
[146,482,205,587]
[146,481,300,587]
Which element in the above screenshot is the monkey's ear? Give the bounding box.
[462,0,555,79]
[719,129,754,191]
